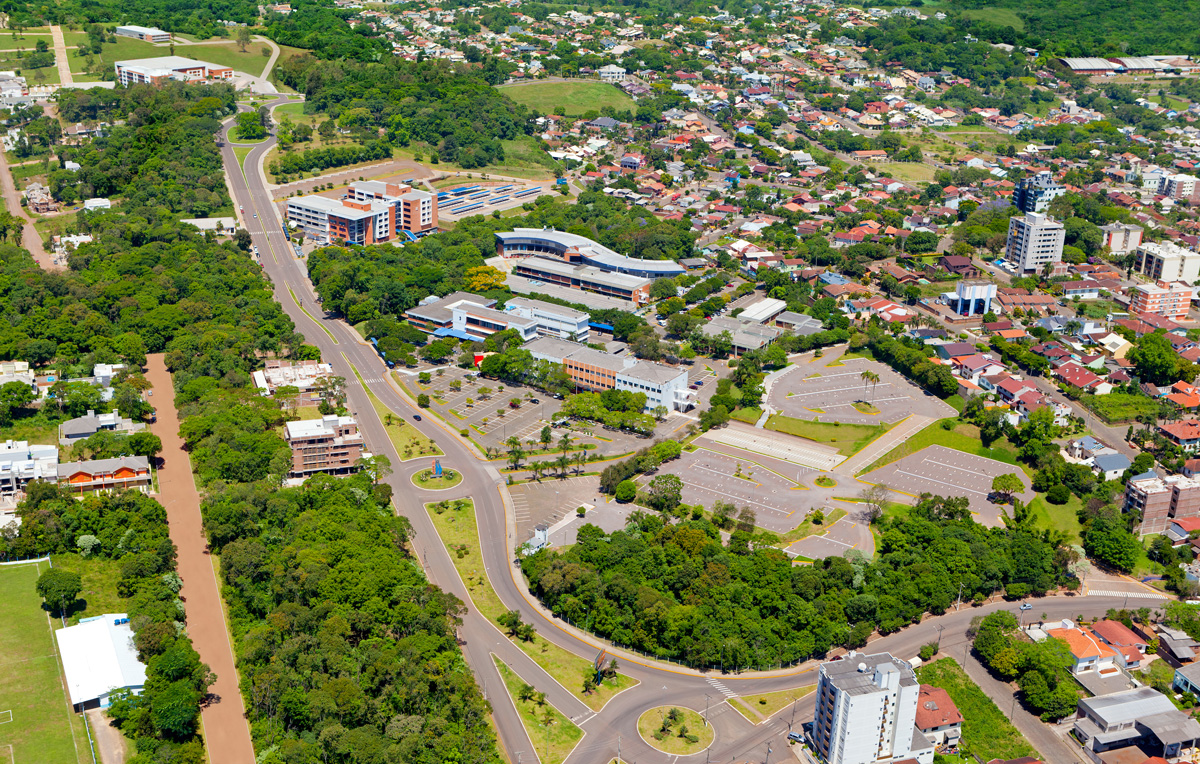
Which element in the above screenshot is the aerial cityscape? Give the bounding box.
[4,2,1200,764]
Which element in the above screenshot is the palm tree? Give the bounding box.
[506,436,524,471]
[573,450,587,475]
[558,432,573,458]
[556,453,570,477]
[860,370,880,404]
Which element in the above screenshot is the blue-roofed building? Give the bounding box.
[818,272,851,286]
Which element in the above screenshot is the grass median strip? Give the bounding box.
[426,499,636,711]
[287,286,337,341]
[764,414,891,457]
[729,685,815,723]
[915,658,1039,763]
[349,362,442,459]
[492,656,583,764]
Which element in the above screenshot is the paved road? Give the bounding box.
[50,26,72,86]
[145,354,255,764]
[216,100,1172,764]
[0,143,53,269]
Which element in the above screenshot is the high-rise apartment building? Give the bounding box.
[1005,212,1065,274]
[1124,472,1200,535]
[1013,170,1065,213]
[1159,173,1198,200]
[811,653,934,764]
[1130,280,1194,321]
[287,181,438,245]
[1133,241,1200,284]
[284,415,366,478]
[1100,222,1143,255]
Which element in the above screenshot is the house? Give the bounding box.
[1159,626,1200,666]
[1094,453,1133,481]
[1053,362,1110,394]
[938,255,980,278]
[58,409,145,446]
[1091,620,1149,670]
[1045,623,1118,676]
[1174,662,1200,697]
[915,685,962,746]
[1166,517,1200,545]
[1098,333,1134,359]
[1068,435,1111,461]
[57,456,151,495]
[1073,687,1200,761]
[1160,420,1200,452]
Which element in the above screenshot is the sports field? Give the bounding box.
[0,562,92,764]
[499,80,634,116]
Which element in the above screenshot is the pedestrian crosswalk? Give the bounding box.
[707,676,737,699]
[1089,587,1161,599]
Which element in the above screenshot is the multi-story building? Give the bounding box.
[495,229,685,279]
[406,292,496,333]
[57,457,152,495]
[1133,241,1200,284]
[1100,222,1143,255]
[941,280,996,317]
[810,653,934,764]
[511,258,652,305]
[287,181,438,245]
[525,336,693,412]
[114,57,233,86]
[0,440,57,496]
[1005,212,1065,274]
[502,297,590,342]
[451,301,538,342]
[284,415,366,479]
[1130,280,1193,321]
[115,25,171,42]
[1124,471,1200,535]
[252,359,336,405]
[1013,170,1065,213]
[1159,173,1199,200]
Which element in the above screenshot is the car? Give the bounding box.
[529,398,540,404]
[147,390,153,396]
[253,213,258,218]
[413,415,422,421]
[787,732,805,744]
[1019,603,1033,611]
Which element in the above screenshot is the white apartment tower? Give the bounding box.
[1005,212,1065,274]
[811,653,934,764]
[1134,240,1200,284]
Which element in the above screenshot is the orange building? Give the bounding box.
[1131,280,1193,321]
[57,456,152,495]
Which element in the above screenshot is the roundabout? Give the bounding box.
[637,706,714,755]
[412,464,463,490]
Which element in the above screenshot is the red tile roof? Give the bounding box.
[914,685,963,731]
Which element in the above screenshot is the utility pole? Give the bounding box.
[955,580,965,611]
[935,624,945,651]
[765,743,772,764]
[618,736,621,763]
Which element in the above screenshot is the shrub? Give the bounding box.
[417,394,430,408]
[615,480,637,503]
[1046,485,1070,505]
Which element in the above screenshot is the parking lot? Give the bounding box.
[785,509,873,560]
[767,351,956,426]
[860,445,1031,527]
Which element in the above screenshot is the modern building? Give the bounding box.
[1124,471,1200,535]
[597,64,627,81]
[114,56,233,86]
[811,652,934,764]
[737,297,788,324]
[700,315,782,355]
[287,182,438,245]
[1013,170,1064,214]
[1131,280,1194,321]
[252,359,337,405]
[115,25,171,42]
[915,685,962,747]
[0,440,57,496]
[56,614,147,712]
[941,280,996,317]
[502,297,590,341]
[284,415,366,478]
[525,336,693,412]
[1159,173,1199,201]
[451,301,538,343]
[405,292,496,333]
[511,257,652,305]
[1100,222,1143,255]
[1005,213,1065,274]
[1073,687,1200,761]
[57,457,152,495]
[58,409,145,446]
[495,229,685,279]
[774,311,825,335]
[1134,241,1200,284]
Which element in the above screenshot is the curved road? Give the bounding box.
[217,99,1166,764]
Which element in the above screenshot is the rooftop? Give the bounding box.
[55,614,147,707]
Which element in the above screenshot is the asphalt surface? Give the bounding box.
[217,100,1169,764]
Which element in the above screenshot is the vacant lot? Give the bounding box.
[916,658,1038,762]
[500,80,634,116]
[0,562,92,764]
[765,414,890,457]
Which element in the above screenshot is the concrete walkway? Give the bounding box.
[839,414,932,476]
[49,26,71,86]
[145,354,255,764]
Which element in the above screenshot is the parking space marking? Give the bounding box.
[678,482,794,517]
[785,382,897,399]
[893,467,988,496]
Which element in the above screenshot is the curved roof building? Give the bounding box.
[495,228,685,279]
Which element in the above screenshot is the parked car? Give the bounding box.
[788,732,804,743]
[413,415,422,421]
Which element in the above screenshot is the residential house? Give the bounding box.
[1158,626,1200,666]
[1045,623,1118,676]
[1090,620,1149,670]
[58,409,145,446]
[57,456,152,495]
[1094,453,1133,481]
[1160,420,1200,453]
[938,255,980,278]
[1166,517,1200,546]
[915,685,962,747]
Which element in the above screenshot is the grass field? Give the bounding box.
[764,414,891,457]
[499,80,634,116]
[46,554,123,626]
[1028,493,1084,544]
[730,406,762,424]
[959,7,1025,30]
[493,656,583,764]
[915,658,1038,762]
[876,161,935,183]
[0,562,93,764]
[862,419,1020,474]
[776,508,847,545]
[636,706,713,754]
[730,686,814,722]
[425,500,636,711]
[1080,392,1161,424]
[69,36,272,76]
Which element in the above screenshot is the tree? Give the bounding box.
[128,432,163,460]
[236,25,252,52]
[1130,331,1182,386]
[498,609,524,638]
[991,473,1023,504]
[859,370,880,404]
[358,454,393,484]
[540,425,553,450]
[859,483,891,523]
[615,480,637,502]
[465,265,506,292]
[36,568,82,617]
[1083,515,1140,573]
[507,436,525,470]
[646,474,683,514]
[235,111,266,141]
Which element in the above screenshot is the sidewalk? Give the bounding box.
[145,354,255,764]
[839,414,932,476]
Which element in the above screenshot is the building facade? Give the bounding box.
[525,337,693,411]
[1160,173,1199,200]
[287,181,438,245]
[1013,170,1065,213]
[811,653,934,764]
[503,297,590,341]
[252,359,336,404]
[1124,472,1200,535]
[58,457,151,495]
[1134,241,1200,284]
[942,280,996,317]
[495,228,685,279]
[1100,222,1143,255]
[1131,280,1193,321]
[0,440,57,496]
[511,258,652,305]
[115,25,171,42]
[284,415,366,478]
[114,56,233,86]
[1005,213,1065,274]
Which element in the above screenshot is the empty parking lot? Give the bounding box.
[861,445,1031,526]
[768,353,955,425]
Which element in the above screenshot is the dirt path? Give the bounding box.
[50,26,72,86]
[86,708,128,764]
[144,354,255,764]
[0,146,54,269]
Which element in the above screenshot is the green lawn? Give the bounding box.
[70,37,272,76]
[493,656,583,764]
[764,414,891,457]
[1028,493,1084,544]
[862,419,1020,474]
[1080,393,1161,424]
[915,659,1038,762]
[730,685,814,722]
[233,144,254,174]
[350,363,442,459]
[636,706,713,755]
[425,500,637,711]
[876,161,935,183]
[0,562,93,764]
[960,7,1025,30]
[730,406,762,424]
[776,508,847,545]
[499,80,635,116]
[412,468,462,490]
[46,554,123,626]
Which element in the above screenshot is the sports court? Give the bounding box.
[768,357,955,426]
[861,445,1031,526]
[0,561,91,764]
